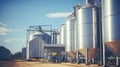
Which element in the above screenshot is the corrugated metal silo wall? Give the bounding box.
[29,33,51,58]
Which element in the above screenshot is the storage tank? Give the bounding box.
[29,31,51,58]
[74,5,81,51]
[65,14,76,60]
[22,47,26,59]
[66,13,76,52]
[56,33,60,44]
[60,24,66,46]
[102,0,120,56]
[52,30,58,44]
[66,20,71,52]
[77,0,97,60]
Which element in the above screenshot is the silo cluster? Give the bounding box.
[23,0,120,65]
[59,0,120,65]
[59,0,99,63]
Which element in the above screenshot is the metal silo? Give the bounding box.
[60,24,66,46]
[29,31,51,58]
[66,20,71,52]
[102,0,120,57]
[65,14,77,61]
[77,0,97,62]
[22,47,26,59]
[66,13,76,52]
[56,33,60,44]
[74,5,81,51]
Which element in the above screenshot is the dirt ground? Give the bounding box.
[0,61,102,67]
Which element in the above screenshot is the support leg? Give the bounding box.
[76,50,80,64]
[86,48,88,64]
[116,56,119,66]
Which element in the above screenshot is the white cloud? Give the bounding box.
[19,38,26,43]
[11,29,24,32]
[4,38,26,44]
[46,12,71,18]
[0,22,8,27]
[4,39,13,43]
[0,22,24,35]
[0,27,12,35]
[0,22,10,35]
[0,27,24,35]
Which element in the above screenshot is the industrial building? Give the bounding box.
[23,0,120,66]
[0,46,11,61]
[43,44,65,62]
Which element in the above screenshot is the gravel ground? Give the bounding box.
[0,61,103,67]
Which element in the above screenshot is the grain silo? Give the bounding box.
[22,47,26,59]
[60,24,66,46]
[102,0,120,57]
[56,33,60,44]
[76,0,98,63]
[29,27,51,58]
[68,13,76,51]
[65,13,76,61]
[102,0,120,65]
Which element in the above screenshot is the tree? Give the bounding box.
[11,52,22,60]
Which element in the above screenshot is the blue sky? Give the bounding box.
[0,0,84,54]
